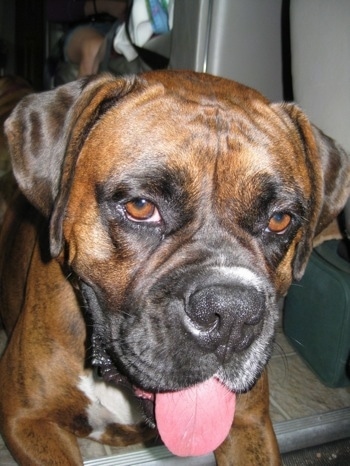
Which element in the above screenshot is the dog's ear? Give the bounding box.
[6,78,88,216]
[271,103,350,280]
[5,73,139,257]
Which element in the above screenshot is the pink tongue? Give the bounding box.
[155,377,236,457]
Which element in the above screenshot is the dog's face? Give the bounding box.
[5,71,350,452]
[58,79,313,393]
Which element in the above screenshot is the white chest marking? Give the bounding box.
[79,371,143,441]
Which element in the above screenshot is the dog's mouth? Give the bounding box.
[95,361,236,457]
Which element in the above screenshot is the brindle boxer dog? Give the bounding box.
[0,71,349,466]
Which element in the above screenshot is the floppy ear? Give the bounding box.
[299,123,350,278]
[5,73,139,257]
[271,103,350,280]
[311,125,350,235]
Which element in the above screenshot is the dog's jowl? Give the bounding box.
[0,71,349,465]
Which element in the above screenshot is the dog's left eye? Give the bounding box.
[124,198,161,222]
[266,212,291,234]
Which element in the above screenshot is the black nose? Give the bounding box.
[185,285,265,361]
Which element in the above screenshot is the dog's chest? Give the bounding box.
[78,370,143,440]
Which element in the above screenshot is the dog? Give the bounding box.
[0,70,349,465]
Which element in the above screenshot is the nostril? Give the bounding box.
[186,288,221,332]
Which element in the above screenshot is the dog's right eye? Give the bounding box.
[124,198,161,223]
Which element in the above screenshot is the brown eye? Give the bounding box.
[267,212,291,234]
[124,198,161,222]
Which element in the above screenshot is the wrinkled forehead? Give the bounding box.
[87,87,280,160]
[76,82,304,200]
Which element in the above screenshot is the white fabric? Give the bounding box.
[113,0,174,62]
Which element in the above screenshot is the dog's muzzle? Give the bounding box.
[86,263,276,458]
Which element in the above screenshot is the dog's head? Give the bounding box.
[5,71,350,455]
